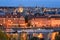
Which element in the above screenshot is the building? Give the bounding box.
[0,7,60,40]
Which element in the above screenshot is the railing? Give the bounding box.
[4,28,54,33]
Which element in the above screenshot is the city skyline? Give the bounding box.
[0,0,60,8]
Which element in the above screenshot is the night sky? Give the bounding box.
[0,0,60,8]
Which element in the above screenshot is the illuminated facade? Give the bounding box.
[0,16,26,28]
[30,17,60,28]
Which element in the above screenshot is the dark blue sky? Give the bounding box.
[0,0,60,8]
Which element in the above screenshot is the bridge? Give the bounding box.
[1,27,60,40]
[2,27,60,34]
[5,28,53,33]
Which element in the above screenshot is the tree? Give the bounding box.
[25,15,29,23]
[27,22,31,27]
[0,30,8,40]
[55,34,60,40]
[30,37,40,40]
[0,25,5,30]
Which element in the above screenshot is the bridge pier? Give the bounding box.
[27,33,33,40]
[43,32,52,40]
